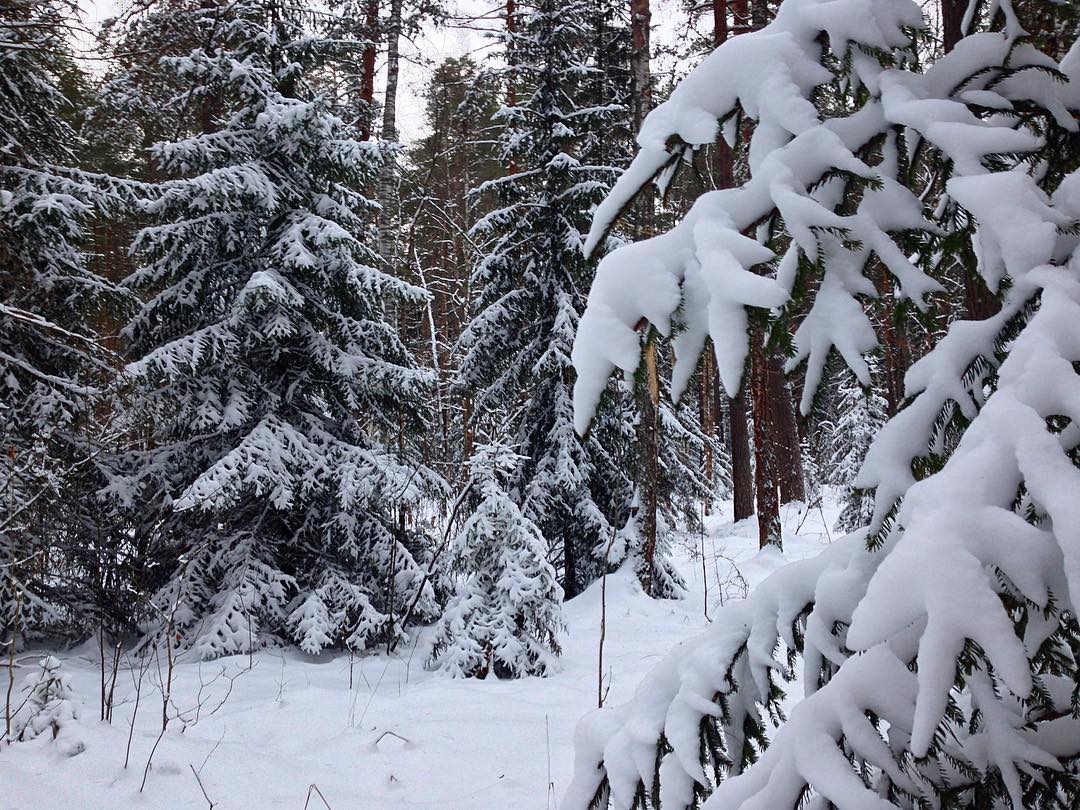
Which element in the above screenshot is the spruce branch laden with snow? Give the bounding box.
[567,0,1080,808]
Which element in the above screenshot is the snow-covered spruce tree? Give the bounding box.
[566,1,1080,808]
[0,0,130,643]
[105,0,441,659]
[820,358,888,533]
[9,655,84,755]
[459,0,637,598]
[428,443,564,678]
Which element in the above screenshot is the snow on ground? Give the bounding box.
[0,497,840,809]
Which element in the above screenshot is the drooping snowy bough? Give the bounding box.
[568,1,1080,808]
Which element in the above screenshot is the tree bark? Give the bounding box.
[378,0,402,328]
[749,326,781,549]
[767,353,805,504]
[940,1,999,324]
[629,0,654,241]
[629,0,652,136]
[638,339,661,595]
[357,0,378,140]
[629,0,662,594]
[713,0,728,45]
[699,352,714,516]
[713,0,757,523]
[941,0,965,53]
[729,389,754,521]
[506,0,517,107]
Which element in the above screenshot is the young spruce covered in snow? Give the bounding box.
[105,0,441,659]
[568,0,1080,808]
[428,443,564,678]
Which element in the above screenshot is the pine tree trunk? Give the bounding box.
[629,0,651,130]
[938,1,999,323]
[730,0,750,35]
[941,0,964,53]
[713,0,756,523]
[700,353,713,516]
[629,0,653,239]
[358,0,378,140]
[638,339,661,595]
[877,263,910,415]
[379,0,402,328]
[629,0,662,594]
[749,326,781,548]
[729,389,754,521]
[768,354,805,505]
[713,0,727,44]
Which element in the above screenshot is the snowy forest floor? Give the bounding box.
[0,496,843,809]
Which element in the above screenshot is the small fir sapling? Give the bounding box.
[11,656,84,756]
[428,443,565,679]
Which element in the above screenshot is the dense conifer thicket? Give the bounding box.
[2,0,734,661]
[4,5,1080,804]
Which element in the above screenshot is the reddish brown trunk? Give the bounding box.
[941,0,996,326]
[729,390,754,522]
[767,354,805,504]
[463,395,474,461]
[699,353,714,516]
[878,264,910,415]
[358,0,377,140]
[713,0,728,46]
[714,0,757,521]
[628,0,661,594]
[749,327,781,548]
[940,2,1001,324]
[638,341,661,595]
[942,0,965,53]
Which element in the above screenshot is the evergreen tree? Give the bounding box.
[104,0,441,659]
[459,0,633,598]
[567,0,1080,807]
[428,442,564,678]
[1,0,127,643]
[820,360,888,533]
